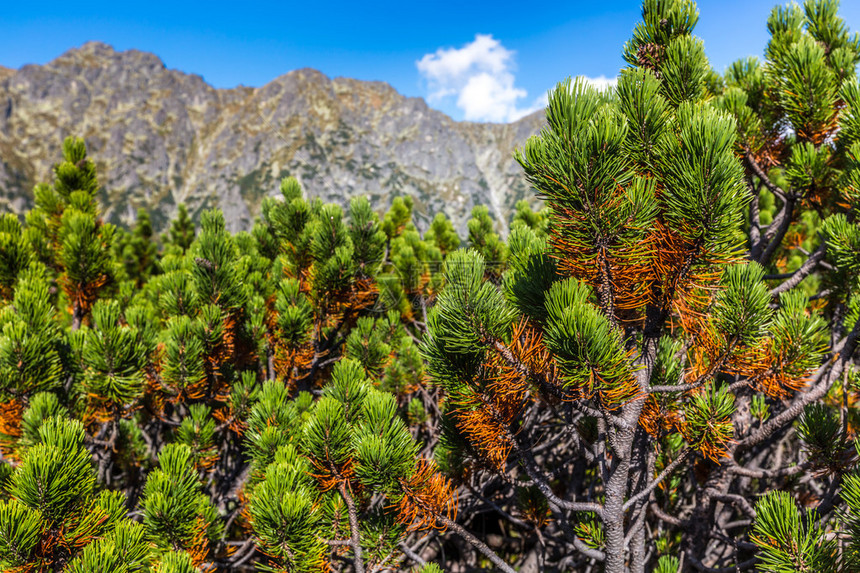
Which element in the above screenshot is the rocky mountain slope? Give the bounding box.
[0,42,545,233]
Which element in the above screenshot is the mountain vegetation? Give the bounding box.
[3,0,860,572]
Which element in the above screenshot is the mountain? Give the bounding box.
[0,42,545,233]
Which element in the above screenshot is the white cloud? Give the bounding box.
[417,34,538,123]
[532,75,617,106]
[417,35,617,123]
[582,75,617,92]
[457,72,527,122]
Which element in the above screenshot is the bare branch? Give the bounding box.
[650,503,683,527]
[744,152,787,200]
[748,178,762,256]
[507,426,604,516]
[759,194,796,266]
[398,542,426,567]
[769,242,826,296]
[572,535,606,562]
[623,449,691,511]
[435,513,517,573]
[711,493,756,520]
[726,460,811,480]
[337,481,366,573]
[744,152,797,265]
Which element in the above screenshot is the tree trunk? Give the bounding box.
[71,300,84,331]
[603,339,657,573]
[603,423,636,573]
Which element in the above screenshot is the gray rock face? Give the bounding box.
[0,42,545,233]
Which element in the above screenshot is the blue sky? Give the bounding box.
[2,0,859,122]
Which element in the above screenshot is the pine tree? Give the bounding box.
[466,205,506,278]
[381,196,414,240]
[19,137,117,330]
[423,213,461,256]
[58,207,116,330]
[385,225,443,325]
[7,2,860,571]
[1,140,468,570]
[169,203,196,253]
[118,208,159,288]
[509,199,549,237]
[244,360,456,572]
[0,265,66,457]
[140,443,221,567]
[0,214,33,301]
[419,0,860,571]
[0,417,148,572]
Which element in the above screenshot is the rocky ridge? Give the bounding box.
[0,42,545,233]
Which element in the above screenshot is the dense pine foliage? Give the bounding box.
[4,0,860,572]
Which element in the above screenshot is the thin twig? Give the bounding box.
[623,449,691,511]
[435,513,517,573]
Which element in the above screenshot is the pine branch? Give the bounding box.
[471,385,602,521]
[490,336,634,435]
[91,420,119,487]
[648,338,738,395]
[737,318,860,452]
[490,338,559,397]
[598,248,619,330]
[71,301,84,331]
[471,394,609,563]
[224,538,257,570]
[744,152,797,265]
[569,401,605,420]
[808,288,833,301]
[623,501,649,552]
